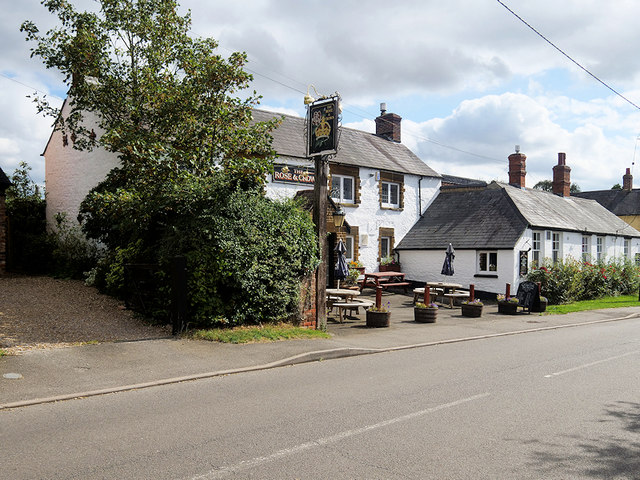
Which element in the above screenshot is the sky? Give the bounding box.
[3,0,640,192]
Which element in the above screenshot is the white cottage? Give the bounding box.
[396,152,640,294]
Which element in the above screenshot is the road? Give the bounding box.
[3,318,640,479]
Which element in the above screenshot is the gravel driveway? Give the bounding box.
[0,275,171,355]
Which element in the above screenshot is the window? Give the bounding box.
[330,175,354,203]
[381,181,400,208]
[380,236,391,259]
[552,233,561,264]
[582,235,591,262]
[477,251,498,273]
[345,236,354,263]
[532,231,542,265]
[596,236,604,262]
[624,238,631,258]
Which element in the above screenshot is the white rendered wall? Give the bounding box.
[266,166,440,273]
[44,105,120,229]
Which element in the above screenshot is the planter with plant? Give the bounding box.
[348,260,365,275]
[342,268,362,289]
[414,302,438,323]
[379,256,400,272]
[497,294,519,314]
[461,299,484,317]
[366,301,391,327]
[532,295,548,313]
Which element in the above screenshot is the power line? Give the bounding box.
[496,0,640,111]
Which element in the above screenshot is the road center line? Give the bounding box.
[544,350,640,378]
[185,392,490,480]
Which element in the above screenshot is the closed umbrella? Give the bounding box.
[441,243,455,276]
[334,240,349,288]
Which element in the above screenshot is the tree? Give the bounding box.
[22,0,319,325]
[533,180,581,193]
[612,183,622,190]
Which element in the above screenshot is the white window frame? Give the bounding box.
[552,233,561,264]
[331,175,355,203]
[345,236,354,263]
[582,235,591,262]
[624,238,630,259]
[380,236,392,259]
[477,250,498,273]
[381,181,400,208]
[596,236,604,262]
[532,231,542,265]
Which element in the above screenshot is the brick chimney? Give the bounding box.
[623,167,633,191]
[552,152,571,197]
[508,146,526,188]
[375,103,402,143]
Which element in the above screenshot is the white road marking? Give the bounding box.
[544,350,640,378]
[185,392,490,479]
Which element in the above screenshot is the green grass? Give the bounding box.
[547,295,640,315]
[189,324,331,344]
[0,349,6,357]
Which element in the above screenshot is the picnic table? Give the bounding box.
[414,282,468,308]
[359,271,411,293]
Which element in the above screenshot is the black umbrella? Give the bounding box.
[334,240,349,288]
[441,243,455,276]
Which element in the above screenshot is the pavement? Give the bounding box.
[2,291,640,410]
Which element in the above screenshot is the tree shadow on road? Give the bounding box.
[525,401,640,478]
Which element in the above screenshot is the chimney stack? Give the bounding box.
[623,167,633,191]
[508,147,526,188]
[375,103,402,143]
[552,152,571,197]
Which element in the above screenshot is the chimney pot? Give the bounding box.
[623,167,633,191]
[380,102,387,115]
[552,152,571,197]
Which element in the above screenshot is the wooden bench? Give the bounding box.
[380,282,411,293]
[442,290,470,308]
[413,287,444,304]
[331,300,374,323]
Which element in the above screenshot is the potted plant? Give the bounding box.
[348,260,365,275]
[414,302,438,323]
[461,298,483,318]
[532,295,548,313]
[366,301,391,327]
[342,268,361,289]
[379,256,401,272]
[497,294,519,314]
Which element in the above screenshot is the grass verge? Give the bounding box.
[189,324,330,344]
[547,295,640,315]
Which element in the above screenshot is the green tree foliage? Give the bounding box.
[4,162,51,273]
[532,180,581,193]
[611,183,622,190]
[23,0,319,324]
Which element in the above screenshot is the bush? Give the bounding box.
[528,257,640,304]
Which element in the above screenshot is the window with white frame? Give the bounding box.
[596,236,604,262]
[552,233,561,264]
[344,236,354,263]
[330,175,354,203]
[582,235,591,262]
[380,236,391,259]
[624,238,631,258]
[532,231,542,265]
[381,181,400,208]
[477,251,498,273]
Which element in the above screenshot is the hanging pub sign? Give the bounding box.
[519,250,529,277]
[307,96,339,156]
[272,164,315,185]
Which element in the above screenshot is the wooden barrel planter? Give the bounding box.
[497,301,518,315]
[366,310,390,328]
[414,307,437,323]
[461,303,483,318]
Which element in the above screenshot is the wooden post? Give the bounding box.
[313,155,328,330]
[423,285,431,304]
[469,284,475,302]
[376,286,383,309]
[505,283,511,299]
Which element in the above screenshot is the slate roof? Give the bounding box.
[252,109,440,178]
[397,182,640,251]
[573,189,640,216]
[440,174,487,188]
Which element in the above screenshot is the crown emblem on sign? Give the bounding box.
[315,117,331,139]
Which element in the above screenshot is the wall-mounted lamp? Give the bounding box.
[333,205,346,228]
